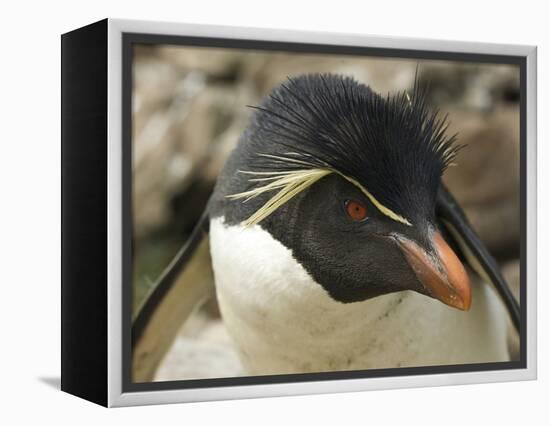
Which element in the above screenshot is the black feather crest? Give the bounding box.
[242,73,461,225]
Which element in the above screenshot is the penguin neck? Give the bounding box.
[209,217,508,374]
[210,218,416,366]
[210,216,399,321]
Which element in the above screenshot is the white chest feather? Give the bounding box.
[209,217,509,375]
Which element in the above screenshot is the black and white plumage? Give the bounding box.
[132,74,519,380]
[231,74,458,227]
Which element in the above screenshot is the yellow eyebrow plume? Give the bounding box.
[227,168,412,227]
[227,169,331,226]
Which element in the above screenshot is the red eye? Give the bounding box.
[345,200,368,221]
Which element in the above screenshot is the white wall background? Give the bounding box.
[0,0,546,424]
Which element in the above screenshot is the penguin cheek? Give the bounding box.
[324,238,407,303]
[363,240,424,298]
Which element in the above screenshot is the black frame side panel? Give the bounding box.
[61,19,108,407]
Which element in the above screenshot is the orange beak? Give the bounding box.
[395,231,472,310]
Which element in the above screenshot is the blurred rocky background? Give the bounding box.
[131,44,521,381]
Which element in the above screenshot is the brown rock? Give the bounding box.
[443,107,520,257]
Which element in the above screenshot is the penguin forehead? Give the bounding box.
[228,73,459,227]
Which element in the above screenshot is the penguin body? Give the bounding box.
[210,217,508,374]
[132,73,519,380]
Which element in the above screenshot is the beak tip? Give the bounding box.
[436,286,471,311]
[455,295,471,311]
[460,289,472,312]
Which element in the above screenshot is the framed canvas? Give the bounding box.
[61,18,537,407]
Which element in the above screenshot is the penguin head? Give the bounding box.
[221,73,471,310]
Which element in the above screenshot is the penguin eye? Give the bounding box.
[345,199,368,222]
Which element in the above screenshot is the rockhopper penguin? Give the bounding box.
[132,74,520,380]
